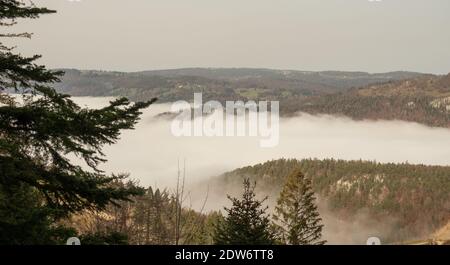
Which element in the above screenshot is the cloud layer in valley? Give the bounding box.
[71,97,450,244]
[71,97,450,187]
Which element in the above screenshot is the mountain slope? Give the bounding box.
[54,68,450,127]
[55,68,423,102]
[210,158,450,243]
[295,74,450,127]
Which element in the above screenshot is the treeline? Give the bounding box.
[67,170,326,246]
[290,74,450,127]
[293,93,450,128]
[56,69,421,103]
[218,158,450,242]
[65,181,221,245]
[57,69,450,128]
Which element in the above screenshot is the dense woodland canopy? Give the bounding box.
[294,74,450,127]
[56,69,423,102]
[217,158,450,243]
[65,181,222,245]
[64,158,450,245]
[55,69,450,128]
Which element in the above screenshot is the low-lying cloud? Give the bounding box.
[72,97,450,187]
[71,97,450,244]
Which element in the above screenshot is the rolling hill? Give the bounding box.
[55,68,422,102]
[207,158,450,243]
[54,68,450,128]
[295,73,450,127]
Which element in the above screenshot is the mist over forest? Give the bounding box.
[65,97,450,244]
[69,98,450,188]
[2,0,450,249]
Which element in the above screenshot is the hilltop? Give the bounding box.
[55,68,422,101]
[296,73,450,127]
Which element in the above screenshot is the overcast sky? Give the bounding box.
[7,0,450,73]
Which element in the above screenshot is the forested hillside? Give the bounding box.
[214,159,450,243]
[54,69,450,128]
[65,183,220,245]
[295,74,450,127]
[55,68,422,103]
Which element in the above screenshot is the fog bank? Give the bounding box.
[72,97,450,244]
[71,97,450,187]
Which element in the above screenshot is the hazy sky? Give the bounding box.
[8,0,450,73]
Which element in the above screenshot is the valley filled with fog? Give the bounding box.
[73,97,450,187]
[71,96,449,244]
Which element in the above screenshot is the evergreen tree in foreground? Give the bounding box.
[213,179,275,245]
[273,169,326,245]
[0,1,155,244]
